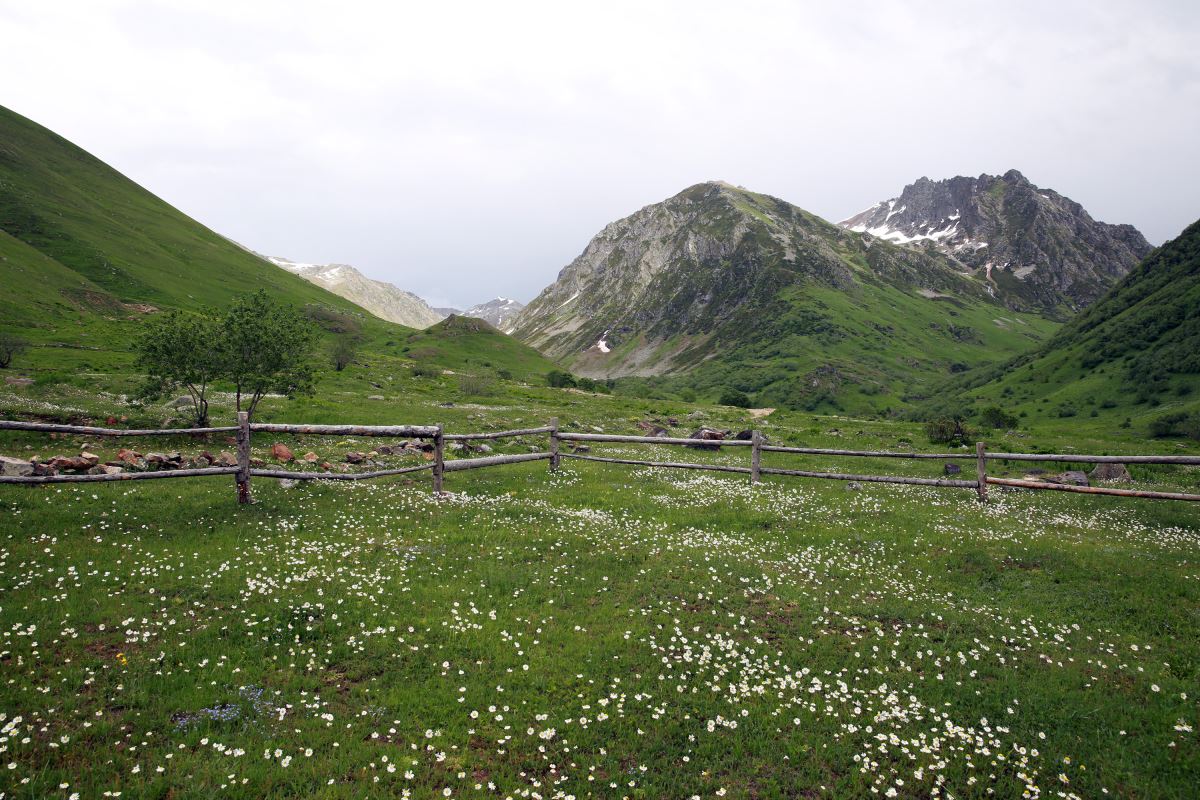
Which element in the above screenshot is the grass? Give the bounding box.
[1,383,1199,799]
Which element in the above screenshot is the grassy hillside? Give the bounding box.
[0,105,559,415]
[930,219,1200,435]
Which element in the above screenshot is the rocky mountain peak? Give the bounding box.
[838,171,1151,314]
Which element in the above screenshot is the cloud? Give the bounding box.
[2,0,1197,306]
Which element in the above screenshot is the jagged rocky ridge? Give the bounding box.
[461,298,525,332]
[838,170,1150,315]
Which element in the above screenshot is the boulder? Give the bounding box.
[1089,462,1132,483]
[79,452,100,467]
[846,481,863,491]
[193,455,212,467]
[87,465,124,476]
[571,444,590,453]
[213,452,237,467]
[685,428,728,450]
[0,455,34,477]
[117,447,143,463]
[303,451,319,462]
[1037,470,1089,487]
[375,445,393,456]
[944,463,962,476]
[278,478,298,489]
[320,461,332,471]
[734,430,754,441]
[475,443,493,453]
[270,443,294,462]
[47,455,93,472]
[345,452,366,464]
[367,394,385,400]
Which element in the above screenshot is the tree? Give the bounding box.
[546,370,577,388]
[0,333,29,369]
[222,291,318,419]
[926,416,976,445]
[978,405,1017,430]
[134,312,222,427]
[330,335,358,372]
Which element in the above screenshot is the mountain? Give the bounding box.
[266,256,444,329]
[838,170,1151,315]
[510,181,1057,414]
[461,298,525,332]
[938,218,1200,424]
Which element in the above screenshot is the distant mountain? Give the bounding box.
[461,298,524,332]
[267,256,444,329]
[940,218,1200,423]
[511,181,1056,414]
[839,170,1151,316]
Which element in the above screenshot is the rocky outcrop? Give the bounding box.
[839,170,1151,314]
[461,298,525,332]
[267,256,445,329]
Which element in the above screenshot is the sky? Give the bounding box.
[2,1,1198,308]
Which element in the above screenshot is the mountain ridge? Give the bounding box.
[838,170,1151,315]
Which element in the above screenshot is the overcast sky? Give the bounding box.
[3,1,1198,308]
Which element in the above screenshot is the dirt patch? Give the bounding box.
[747,407,776,419]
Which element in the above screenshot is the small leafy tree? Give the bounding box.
[134,312,222,427]
[546,370,577,388]
[222,291,318,419]
[330,335,359,372]
[0,333,28,369]
[926,416,976,445]
[978,405,1017,430]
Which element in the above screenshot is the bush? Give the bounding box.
[1149,411,1200,440]
[458,374,495,397]
[978,405,1017,430]
[546,370,577,388]
[0,333,29,369]
[411,363,441,378]
[718,387,752,408]
[678,387,697,403]
[926,417,976,445]
[330,335,359,372]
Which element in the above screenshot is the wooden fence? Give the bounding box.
[2,416,1199,504]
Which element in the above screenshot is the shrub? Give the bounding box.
[411,363,441,378]
[978,405,1017,430]
[926,417,976,445]
[458,374,495,397]
[678,387,697,403]
[546,370,577,389]
[0,333,29,369]
[1149,411,1200,440]
[330,335,359,372]
[718,387,751,408]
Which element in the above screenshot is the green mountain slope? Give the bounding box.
[0,105,558,408]
[934,218,1200,427]
[511,182,1058,414]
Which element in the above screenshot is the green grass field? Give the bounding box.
[2,380,1199,799]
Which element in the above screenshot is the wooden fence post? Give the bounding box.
[549,417,560,472]
[433,423,445,494]
[235,411,252,505]
[975,441,988,503]
[750,429,762,484]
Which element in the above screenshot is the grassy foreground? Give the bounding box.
[1,442,1198,799]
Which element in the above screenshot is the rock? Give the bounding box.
[686,410,706,420]
[944,463,962,475]
[278,478,298,489]
[249,457,265,467]
[270,443,294,462]
[79,452,100,467]
[47,455,93,472]
[145,452,182,465]
[367,394,385,400]
[117,447,143,463]
[571,444,591,453]
[213,451,237,467]
[303,451,319,462]
[0,455,34,477]
[3,376,33,387]
[734,430,753,441]
[590,426,604,433]
[476,443,493,453]
[194,455,212,467]
[375,445,393,456]
[31,461,58,476]
[172,396,194,409]
[1089,462,1132,483]
[685,428,728,450]
[438,402,455,408]
[345,452,366,464]
[88,465,123,476]
[449,442,465,452]
[320,462,332,471]
[846,481,863,491]
[667,417,680,426]
[1038,470,1089,487]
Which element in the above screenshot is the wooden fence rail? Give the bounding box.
[1,417,1197,505]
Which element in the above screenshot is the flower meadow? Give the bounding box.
[0,461,1198,799]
